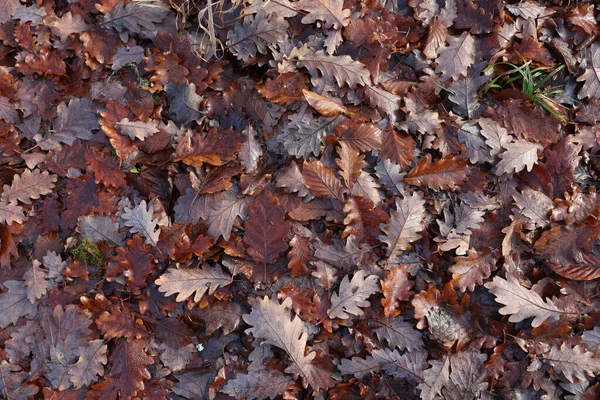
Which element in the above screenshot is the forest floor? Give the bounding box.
[1,0,600,399]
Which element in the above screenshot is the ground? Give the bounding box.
[1,0,600,399]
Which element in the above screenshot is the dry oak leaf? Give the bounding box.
[485,273,569,328]
[338,123,382,153]
[363,84,401,123]
[435,31,475,82]
[102,0,169,42]
[0,200,25,225]
[495,139,543,175]
[244,296,334,391]
[302,160,345,201]
[0,280,37,328]
[0,361,39,399]
[336,141,366,189]
[227,11,288,62]
[375,317,424,352]
[156,263,231,303]
[221,370,293,400]
[1,168,57,205]
[205,189,250,240]
[577,43,600,99]
[381,265,414,318]
[543,342,600,383]
[243,0,298,18]
[449,249,498,293]
[297,0,350,29]
[534,224,600,281]
[302,89,348,116]
[23,260,49,303]
[243,190,291,265]
[404,154,468,191]
[293,47,371,89]
[37,98,98,150]
[45,11,89,41]
[101,339,153,399]
[379,192,426,264]
[122,200,161,246]
[116,118,159,141]
[327,270,380,319]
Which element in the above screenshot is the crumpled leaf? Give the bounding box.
[328,270,380,319]
[122,200,161,246]
[156,263,231,302]
[379,192,426,263]
[534,224,600,281]
[449,249,498,292]
[244,295,333,391]
[485,273,567,328]
[45,11,89,42]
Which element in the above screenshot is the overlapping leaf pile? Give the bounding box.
[1,0,600,398]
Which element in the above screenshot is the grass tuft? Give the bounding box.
[483,56,567,121]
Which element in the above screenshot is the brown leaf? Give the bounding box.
[302,89,348,116]
[381,265,414,318]
[449,249,498,292]
[534,224,600,281]
[335,141,366,189]
[405,154,468,191]
[302,160,345,201]
[244,295,334,391]
[243,190,290,265]
[379,125,415,168]
[338,123,382,152]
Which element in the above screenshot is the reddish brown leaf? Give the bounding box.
[381,265,414,318]
[174,127,243,167]
[303,89,348,116]
[405,154,468,191]
[534,224,600,281]
[243,190,290,265]
[302,160,345,201]
[379,125,415,169]
[288,235,313,277]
